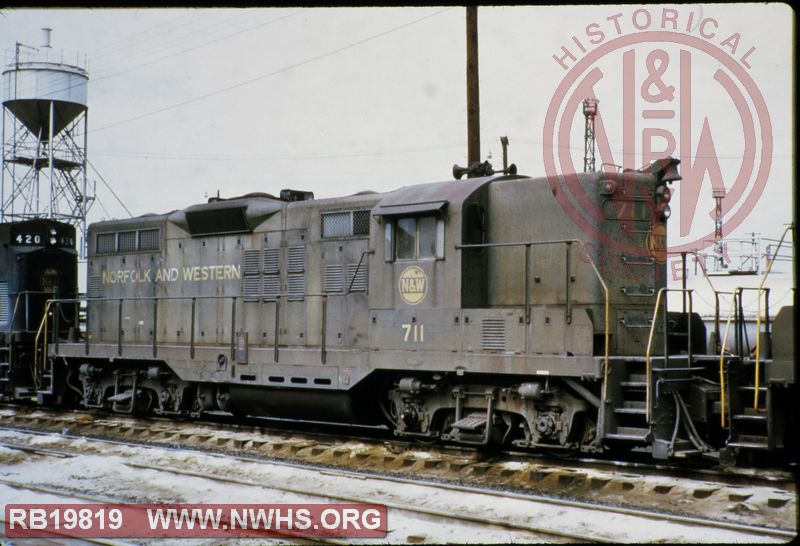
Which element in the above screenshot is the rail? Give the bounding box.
[644,288,693,423]
[455,239,610,390]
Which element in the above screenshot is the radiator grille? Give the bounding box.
[324,264,343,293]
[346,263,367,292]
[321,212,351,238]
[353,210,371,235]
[118,231,137,252]
[96,233,116,254]
[321,210,371,238]
[138,228,160,251]
[481,318,506,351]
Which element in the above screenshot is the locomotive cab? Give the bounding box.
[0,219,78,399]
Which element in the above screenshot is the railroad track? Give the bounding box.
[0,436,579,544]
[0,433,792,544]
[0,404,796,535]
[1,402,793,486]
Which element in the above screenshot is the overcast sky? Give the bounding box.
[1,5,794,309]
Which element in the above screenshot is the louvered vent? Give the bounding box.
[346,263,367,292]
[287,246,305,272]
[263,248,280,274]
[287,273,305,301]
[243,249,261,275]
[481,318,506,351]
[263,275,280,302]
[0,282,8,323]
[87,276,102,299]
[324,264,343,293]
[243,276,261,301]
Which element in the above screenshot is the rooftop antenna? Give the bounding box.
[712,187,726,269]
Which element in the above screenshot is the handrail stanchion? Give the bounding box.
[190,297,196,360]
[274,295,280,363]
[644,288,665,423]
[321,295,328,364]
[85,299,90,356]
[117,298,123,357]
[230,297,236,361]
[152,298,158,358]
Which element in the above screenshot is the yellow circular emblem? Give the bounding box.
[399,266,427,305]
[647,224,667,263]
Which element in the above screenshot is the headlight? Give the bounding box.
[655,185,672,203]
[657,203,672,220]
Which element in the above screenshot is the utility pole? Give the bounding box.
[466,6,480,172]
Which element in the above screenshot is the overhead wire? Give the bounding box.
[90,7,454,134]
[89,141,466,161]
[87,159,133,218]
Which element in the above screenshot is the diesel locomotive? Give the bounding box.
[2,157,795,464]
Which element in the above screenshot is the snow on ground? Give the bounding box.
[0,429,789,544]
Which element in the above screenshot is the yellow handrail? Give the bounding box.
[32,300,54,391]
[717,293,738,428]
[753,224,793,409]
[644,287,694,423]
[644,288,666,423]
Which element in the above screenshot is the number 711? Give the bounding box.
[401,323,424,343]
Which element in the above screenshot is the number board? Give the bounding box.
[10,223,76,249]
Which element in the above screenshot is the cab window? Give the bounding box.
[385,215,444,261]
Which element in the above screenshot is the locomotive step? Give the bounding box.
[737,386,768,392]
[605,426,651,442]
[619,380,646,388]
[732,414,767,421]
[727,434,770,450]
[450,413,487,431]
[107,391,134,403]
[651,366,706,372]
[614,406,646,415]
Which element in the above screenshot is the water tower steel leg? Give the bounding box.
[1,107,5,222]
[49,100,55,218]
[81,111,88,259]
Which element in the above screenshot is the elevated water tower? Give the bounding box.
[1,28,94,257]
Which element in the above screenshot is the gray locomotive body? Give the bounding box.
[44,158,794,460]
